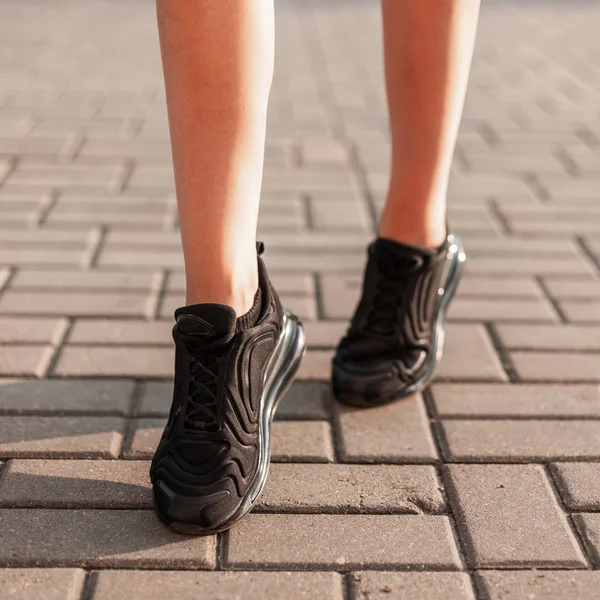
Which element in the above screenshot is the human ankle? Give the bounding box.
[185,269,259,318]
[379,211,446,248]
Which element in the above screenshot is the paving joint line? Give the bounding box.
[79,570,97,600]
[543,463,594,569]
[42,317,75,379]
[483,322,520,383]
[576,236,600,274]
[422,388,471,573]
[535,275,569,323]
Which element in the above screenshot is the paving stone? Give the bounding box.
[302,321,347,348]
[561,302,600,323]
[11,270,160,292]
[0,317,67,344]
[432,384,600,417]
[0,416,125,458]
[258,463,444,514]
[441,420,600,462]
[0,345,54,377]
[271,421,335,462]
[464,258,594,277]
[0,459,151,508]
[337,395,437,463]
[446,464,585,568]
[0,568,85,600]
[573,513,600,567]
[226,513,461,569]
[544,279,600,300]
[0,292,152,318]
[550,463,600,511]
[137,382,172,416]
[437,324,507,382]
[320,273,361,319]
[296,349,334,380]
[92,570,343,600]
[349,572,475,600]
[0,509,215,568]
[275,381,330,420]
[0,249,87,266]
[448,298,557,322]
[69,319,172,345]
[0,379,134,415]
[124,418,164,459]
[457,277,541,298]
[476,571,600,600]
[497,324,600,351]
[510,352,600,382]
[54,346,173,377]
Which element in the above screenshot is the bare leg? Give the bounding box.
[379,0,480,247]
[157,0,274,315]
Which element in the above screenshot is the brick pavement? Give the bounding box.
[0,0,599,598]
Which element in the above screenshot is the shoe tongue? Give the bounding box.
[174,303,237,342]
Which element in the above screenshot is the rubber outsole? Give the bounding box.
[156,310,306,536]
[334,233,466,408]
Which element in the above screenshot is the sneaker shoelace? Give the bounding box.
[180,335,228,433]
[364,254,424,338]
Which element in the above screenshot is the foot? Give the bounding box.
[332,232,465,407]
[150,244,306,534]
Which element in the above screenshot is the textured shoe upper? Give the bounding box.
[151,253,283,529]
[335,236,450,383]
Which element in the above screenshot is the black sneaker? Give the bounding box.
[332,232,465,407]
[150,245,306,535]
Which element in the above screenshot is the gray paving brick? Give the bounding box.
[302,321,347,348]
[226,513,461,569]
[320,273,361,319]
[92,570,344,600]
[441,420,600,462]
[337,395,437,463]
[510,351,600,382]
[448,298,557,322]
[0,317,67,344]
[476,571,600,600]
[497,324,600,351]
[69,319,172,345]
[544,279,600,300]
[561,302,600,323]
[0,509,215,568]
[0,249,89,266]
[349,572,475,600]
[124,418,164,459]
[433,383,600,417]
[0,568,85,600]
[0,292,152,318]
[0,459,151,508]
[458,277,541,298]
[0,416,125,459]
[550,463,600,511]
[574,514,600,567]
[258,463,444,514]
[137,382,172,416]
[446,464,585,568]
[11,270,160,292]
[437,324,507,382]
[275,381,330,420]
[0,345,54,377]
[0,379,134,415]
[296,349,333,380]
[464,258,594,277]
[54,346,173,377]
[271,421,335,462]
